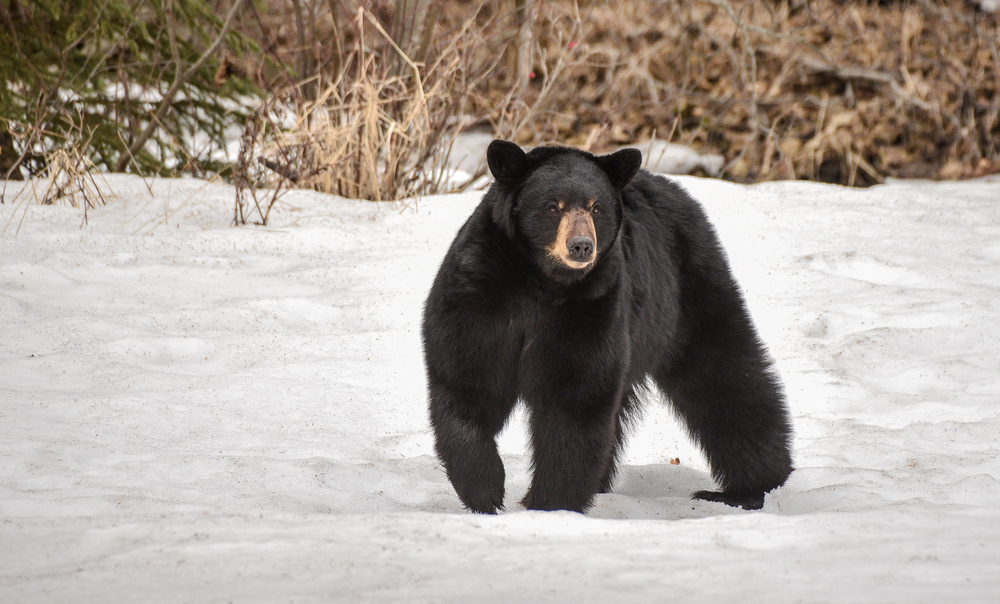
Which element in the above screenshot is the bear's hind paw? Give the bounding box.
[692,489,765,510]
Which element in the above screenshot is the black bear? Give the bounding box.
[421,140,792,514]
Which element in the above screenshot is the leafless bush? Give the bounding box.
[245,3,507,203]
[233,95,292,225]
[237,0,1000,192]
[470,0,1000,184]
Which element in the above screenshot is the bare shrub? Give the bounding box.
[486,1,997,183]
[232,94,297,225]
[247,4,505,203]
[481,0,1000,184]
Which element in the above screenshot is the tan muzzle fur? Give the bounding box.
[547,207,597,269]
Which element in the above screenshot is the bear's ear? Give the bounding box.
[595,148,643,192]
[486,139,528,184]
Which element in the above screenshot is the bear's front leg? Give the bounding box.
[522,401,619,513]
[518,295,629,513]
[428,382,516,514]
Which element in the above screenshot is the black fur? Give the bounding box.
[422,140,792,514]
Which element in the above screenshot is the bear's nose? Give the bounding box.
[567,236,594,261]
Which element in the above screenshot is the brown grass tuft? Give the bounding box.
[243,5,504,205]
[1,132,111,236]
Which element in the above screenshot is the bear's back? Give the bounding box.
[621,170,725,273]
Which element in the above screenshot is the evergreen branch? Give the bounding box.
[115,0,246,172]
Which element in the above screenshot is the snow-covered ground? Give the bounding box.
[2,170,999,602]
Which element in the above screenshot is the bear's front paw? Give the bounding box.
[450,462,506,514]
[520,488,591,513]
[457,484,505,514]
[693,489,765,510]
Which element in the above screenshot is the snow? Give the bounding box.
[630,138,725,177]
[2,170,999,602]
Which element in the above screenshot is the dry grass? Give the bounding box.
[1,154,109,236]
[12,0,987,218]
[34,146,109,212]
[239,4,505,204]
[1,121,112,236]
[241,0,998,189]
[464,0,1000,184]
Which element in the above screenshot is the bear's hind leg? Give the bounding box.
[655,347,792,510]
[691,488,765,510]
[596,385,643,494]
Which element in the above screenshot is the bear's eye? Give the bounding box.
[592,205,601,214]
[547,205,559,214]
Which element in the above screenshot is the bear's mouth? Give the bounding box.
[547,250,593,270]
[546,208,597,269]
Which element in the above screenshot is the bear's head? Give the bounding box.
[487,140,642,284]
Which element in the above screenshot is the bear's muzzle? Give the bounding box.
[548,207,597,268]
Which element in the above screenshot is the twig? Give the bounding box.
[259,158,300,183]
